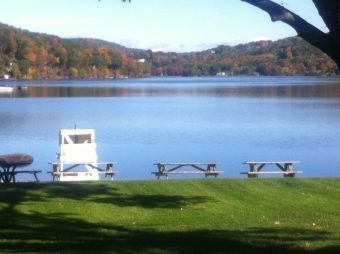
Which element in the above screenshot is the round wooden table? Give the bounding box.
[0,154,34,183]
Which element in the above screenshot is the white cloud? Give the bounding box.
[250,36,272,42]
[120,38,243,53]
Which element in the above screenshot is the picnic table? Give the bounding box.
[49,162,119,181]
[241,161,303,178]
[152,162,223,179]
[0,153,41,183]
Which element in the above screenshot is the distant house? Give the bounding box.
[137,59,146,63]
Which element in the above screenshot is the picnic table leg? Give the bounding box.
[283,163,295,177]
[157,164,168,180]
[105,163,115,180]
[10,167,16,183]
[53,164,60,182]
[105,172,114,180]
[2,166,16,183]
[33,172,39,182]
[205,164,218,178]
[2,167,9,183]
[248,164,258,178]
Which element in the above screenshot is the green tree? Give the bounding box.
[17,59,30,75]
[15,38,28,60]
[11,63,21,78]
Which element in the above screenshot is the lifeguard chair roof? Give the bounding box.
[58,129,97,164]
[59,129,95,145]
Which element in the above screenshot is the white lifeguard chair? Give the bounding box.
[49,129,118,181]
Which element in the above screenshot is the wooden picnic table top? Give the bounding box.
[242,171,303,174]
[243,161,300,164]
[0,153,33,168]
[49,162,117,165]
[154,162,218,166]
[152,162,222,179]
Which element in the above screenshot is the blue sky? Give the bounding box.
[0,0,327,52]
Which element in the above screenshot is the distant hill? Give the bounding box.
[68,37,128,51]
[0,22,337,80]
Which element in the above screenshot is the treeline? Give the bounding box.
[137,38,338,76]
[0,22,338,80]
[0,23,151,79]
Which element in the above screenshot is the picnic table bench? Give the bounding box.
[152,162,223,179]
[48,162,119,181]
[241,161,303,178]
[12,170,42,182]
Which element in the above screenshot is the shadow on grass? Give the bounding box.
[0,182,210,209]
[48,182,211,208]
[1,183,339,253]
[0,210,339,254]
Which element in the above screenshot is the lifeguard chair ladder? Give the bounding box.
[50,129,117,181]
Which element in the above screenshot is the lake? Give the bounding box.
[1,76,340,181]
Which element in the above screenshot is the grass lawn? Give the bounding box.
[0,178,340,253]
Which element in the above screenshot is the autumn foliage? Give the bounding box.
[0,23,337,80]
[0,23,151,79]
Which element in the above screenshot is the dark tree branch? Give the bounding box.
[242,1,328,52]
[312,0,340,33]
[242,0,340,69]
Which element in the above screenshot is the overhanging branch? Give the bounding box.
[241,0,331,56]
[312,0,340,33]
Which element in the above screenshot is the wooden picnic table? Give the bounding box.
[152,162,223,179]
[0,153,41,183]
[241,161,303,178]
[48,162,119,181]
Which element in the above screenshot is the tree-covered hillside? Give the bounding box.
[0,23,337,80]
[0,23,150,79]
[146,38,338,76]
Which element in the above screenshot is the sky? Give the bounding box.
[0,0,328,52]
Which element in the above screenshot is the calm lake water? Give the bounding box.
[1,76,340,180]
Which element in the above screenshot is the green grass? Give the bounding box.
[1,178,340,253]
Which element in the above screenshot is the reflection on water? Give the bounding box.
[0,84,340,98]
[1,77,340,98]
